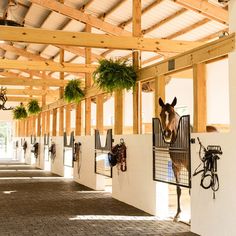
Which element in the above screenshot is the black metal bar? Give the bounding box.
[152,115,191,188]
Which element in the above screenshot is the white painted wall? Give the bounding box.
[112,134,157,215]
[73,135,105,190]
[191,132,236,236]
[206,59,230,125]
[24,137,31,164]
[50,136,64,176]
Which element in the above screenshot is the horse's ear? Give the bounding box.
[159,97,165,107]
[171,97,177,107]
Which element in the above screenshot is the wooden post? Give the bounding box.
[193,63,207,132]
[46,110,50,135]
[96,94,104,134]
[32,116,36,136]
[132,0,141,134]
[65,104,71,135]
[114,90,123,134]
[85,24,92,135]
[52,108,57,136]
[59,45,65,136]
[155,75,166,118]
[59,106,64,136]
[37,113,41,137]
[75,103,82,136]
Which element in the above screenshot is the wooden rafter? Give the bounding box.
[142,8,187,35]
[0,76,68,87]
[173,0,228,25]
[166,18,210,40]
[0,58,97,73]
[30,0,131,36]
[7,96,57,103]
[0,26,203,53]
[6,89,58,97]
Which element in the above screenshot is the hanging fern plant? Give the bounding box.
[64,79,85,103]
[27,99,41,115]
[13,103,28,120]
[93,58,137,93]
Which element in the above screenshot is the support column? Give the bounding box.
[37,113,41,137]
[193,63,206,132]
[59,47,65,136]
[132,0,141,134]
[155,76,165,118]
[96,94,104,134]
[75,103,82,136]
[46,110,51,135]
[65,104,71,135]
[52,109,57,136]
[114,90,123,134]
[85,24,92,135]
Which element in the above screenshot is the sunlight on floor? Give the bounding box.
[69,215,160,221]
[3,190,17,194]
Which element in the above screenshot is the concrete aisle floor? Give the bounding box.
[0,162,197,236]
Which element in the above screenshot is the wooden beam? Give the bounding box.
[75,103,82,136]
[96,94,104,134]
[154,76,165,118]
[142,8,187,35]
[166,18,210,40]
[65,104,71,135]
[132,0,141,134]
[120,0,163,28]
[0,26,203,53]
[85,98,91,135]
[58,45,103,62]
[139,33,235,80]
[0,77,68,87]
[100,0,127,20]
[0,58,96,73]
[85,24,92,136]
[0,44,48,61]
[6,89,58,97]
[37,113,41,137]
[30,0,131,36]
[46,110,50,135]
[7,96,57,103]
[193,63,206,132]
[173,0,228,25]
[52,108,57,136]
[114,90,123,135]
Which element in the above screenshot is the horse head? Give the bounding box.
[159,97,179,143]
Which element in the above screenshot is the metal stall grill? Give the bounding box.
[152,115,191,188]
[95,129,113,178]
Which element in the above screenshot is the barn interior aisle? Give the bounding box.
[0,163,193,236]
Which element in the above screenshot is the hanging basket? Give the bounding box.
[93,58,137,93]
[64,79,85,103]
[13,103,28,120]
[27,99,41,115]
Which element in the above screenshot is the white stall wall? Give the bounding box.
[166,78,194,124]
[206,59,230,125]
[112,134,157,215]
[51,136,64,176]
[24,137,31,164]
[35,136,44,170]
[73,135,105,190]
[191,133,236,236]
